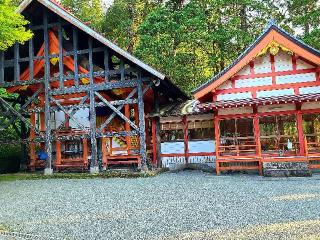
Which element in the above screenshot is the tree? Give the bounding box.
[135,0,273,93]
[60,0,105,31]
[286,0,320,49]
[103,0,161,53]
[0,0,32,50]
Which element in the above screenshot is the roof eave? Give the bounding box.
[17,0,166,81]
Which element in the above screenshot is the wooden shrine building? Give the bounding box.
[157,21,320,176]
[0,0,187,174]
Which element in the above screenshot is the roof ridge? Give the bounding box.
[192,19,320,95]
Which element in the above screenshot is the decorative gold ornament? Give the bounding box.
[50,52,59,65]
[257,41,293,57]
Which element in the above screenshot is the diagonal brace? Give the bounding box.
[95,92,139,131]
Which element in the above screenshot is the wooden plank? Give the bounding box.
[120,58,125,81]
[58,20,64,89]
[104,48,109,82]
[137,73,147,169]
[56,140,62,165]
[73,27,79,87]
[88,37,98,170]
[14,43,20,83]
[0,51,4,84]
[43,9,53,170]
[28,38,34,81]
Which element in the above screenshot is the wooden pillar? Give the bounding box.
[56,140,61,166]
[124,104,132,154]
[30,111,36,171]
[183,116,189,164]
[73,27,79,87]
[296,103,305,156]
[43,9,53,174]
[137,74,147,170]
[88,37,98,173]
[153,87,161,168]
[151,118,157,166]
[83,138,88,166]
[214,114,220,175]
[253,106,262,175]
[101,137,107,170]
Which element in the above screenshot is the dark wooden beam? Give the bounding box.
[28,37,34,81]
[104,48,109,82]
[43,9,53,172]
[50,97,87,131]
[88,37,98,172]
[56,94,88,130]
[58,20,64,89]
[0,51,4,84]
[95,92,139,131]
[153,87,162,168]
[137,73,147,170]
[120,58,125,81]
[73,27,79,87]
[14,43,20,83]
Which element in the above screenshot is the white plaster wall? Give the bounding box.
[70,108,90,129]
[274,51,293,72]
[299,86,320,95]
[236,65,251,76]
[276,72,316,85]
[54,110,65,129]
[217,92,252,101]
[161,142,184,154]
[258,103,296,113]
[257,88,295,98]
[254,54,271,74]
[296,59,315,70]
[217,80,232,90]
[188,140,215,153]
[218,107,253,116]
[235,76,272,88]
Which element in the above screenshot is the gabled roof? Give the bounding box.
[192,20,320,100]
[17,0,167,82]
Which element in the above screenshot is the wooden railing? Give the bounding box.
[216,136,262,175]
[305,134,320,169]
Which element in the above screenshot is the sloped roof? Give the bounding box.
[17,0,188,99]
[148,100,200,117]
[192,20,320,99]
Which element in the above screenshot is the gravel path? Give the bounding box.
[1,171,320,240]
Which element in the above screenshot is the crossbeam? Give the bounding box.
[95,92,139,131]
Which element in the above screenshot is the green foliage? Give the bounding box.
[26,0,320,94]
[0,170,162,181]
[0,0,32,50]
[60,0,105,31]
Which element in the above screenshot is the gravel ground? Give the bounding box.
[1,171,320,240]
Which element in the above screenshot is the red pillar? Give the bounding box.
[214,114,220,175]
[253,106,262,175]
[83,138,88,166]
[101,137,107,169]
[56,140,61,166]
[183,116,189,164]
[296,104,305,156]
[151,118,157,166]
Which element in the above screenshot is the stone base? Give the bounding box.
[263,162,312,177]
[90,166,99,174]
[44,168,53,175]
